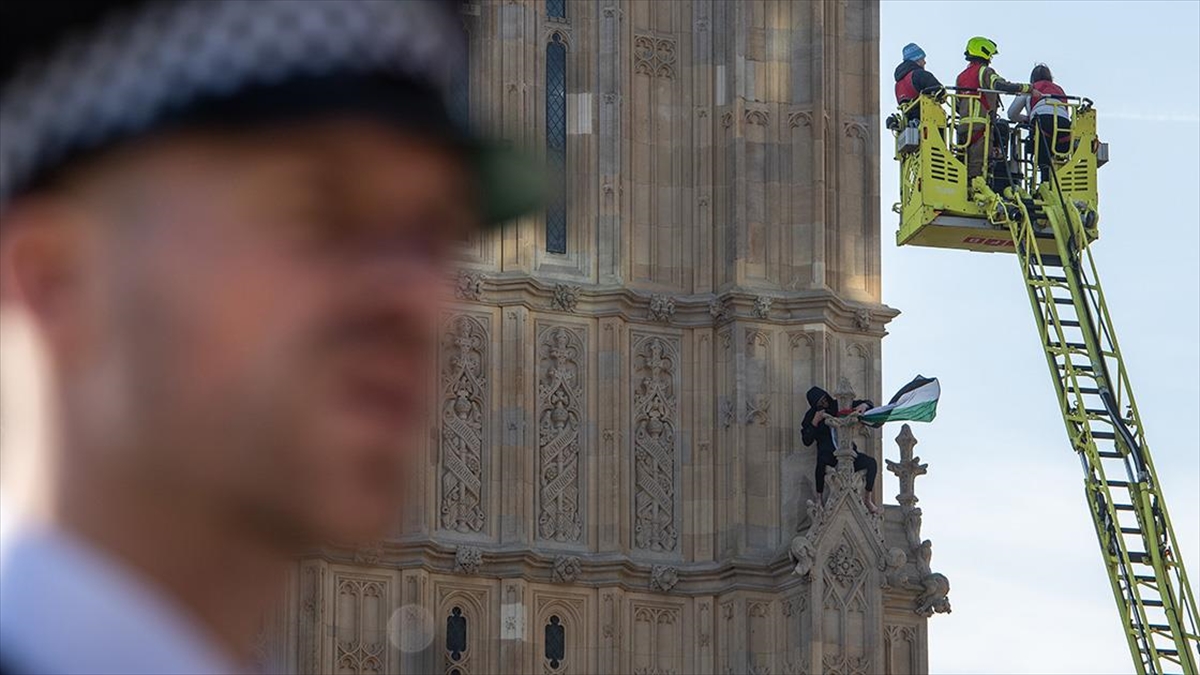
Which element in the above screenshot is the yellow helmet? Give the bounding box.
[964,36,999,60]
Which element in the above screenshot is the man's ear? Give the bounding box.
[0,198,92,362]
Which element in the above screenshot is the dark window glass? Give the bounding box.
[545,615,565,668]
[449,50,469,128]
[547,0,566,20]
[451,25,468,128]
[545,34,567,254]
[447,606,467,661]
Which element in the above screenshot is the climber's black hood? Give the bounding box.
[805,386,836,413]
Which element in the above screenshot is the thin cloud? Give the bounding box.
[1104,111,1200,123]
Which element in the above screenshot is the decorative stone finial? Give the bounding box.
[825,372,864,461]
[886,424,928,509]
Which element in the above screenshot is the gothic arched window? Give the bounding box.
[545,32,567,254]
[544,615,566,671]
[446,606,468,674]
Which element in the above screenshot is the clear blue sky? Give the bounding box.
[878,2,1200,673]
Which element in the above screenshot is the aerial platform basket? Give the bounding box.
[891,93,1105,256]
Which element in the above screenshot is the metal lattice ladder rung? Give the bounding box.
[1049,341,1090,351]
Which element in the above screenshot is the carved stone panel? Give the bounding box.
[439,314,489,534]
[633,33,677,79]
[747,600,773,674]
[821,537,871,675]
[631,334,680,553]
[333,573,390,675]
[781,593,809,675]
[536,324,585,543]
[299,562,326,675]
[885,624,919,675]
[631,603,682,675]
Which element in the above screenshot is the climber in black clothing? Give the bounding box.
[801,386,880,514]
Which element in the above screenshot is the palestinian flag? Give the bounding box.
[860,376,940,427]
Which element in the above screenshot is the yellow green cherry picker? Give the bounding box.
[888,90,1199,674]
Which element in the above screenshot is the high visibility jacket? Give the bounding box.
[956,61,991,113]
[895,70,919,104]
[1031,80,1066,110]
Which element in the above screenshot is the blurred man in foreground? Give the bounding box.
[0,1,538,672]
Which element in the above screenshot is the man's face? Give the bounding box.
[15,119,478,546]
[917,57,927,69]
[819,395,836,413]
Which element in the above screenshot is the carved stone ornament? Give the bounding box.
[886,424,927,510]
[352,540,384,565]
[903,506,924,553]
[853,308,872,331]
[788,110,813,128]
[632,337,679,552]
[823,653,870,675]
[789,535,816,580]
[826,542,865,586]
[648,294,676,323]
[551,284,581,313]
[537,326,584,542]
[879,547,910,589]
[720,399,737,429]
[752,296,773,319]
[455,270,484,301]
[744,108,769,126]
[745,394,770,426]
[633,33,677,79]
[454,546,483,575]
[915,572,952,617]
[708,297,732,322]
[552,555,582,584]
[440,315,487,533]
[649,564,679,592]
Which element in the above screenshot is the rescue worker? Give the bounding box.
[955,36,1030,184]
[1007,63,1073,181]
[801,386,880,515]
[893,42,945,121]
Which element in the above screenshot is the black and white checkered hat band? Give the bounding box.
[0,0,464,208]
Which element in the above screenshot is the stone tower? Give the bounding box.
[257,1,951,673]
